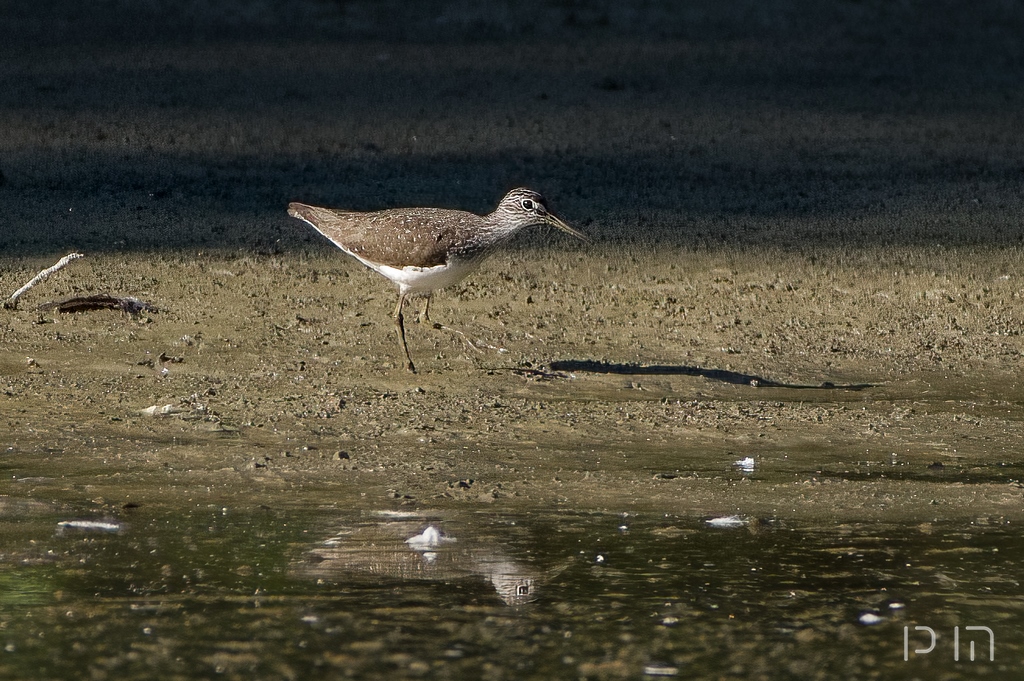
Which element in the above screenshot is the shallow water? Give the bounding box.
[0,490,1019,680]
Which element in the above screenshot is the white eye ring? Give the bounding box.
[521,198,535,210]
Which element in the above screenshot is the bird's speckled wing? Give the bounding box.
[288,203,484,268]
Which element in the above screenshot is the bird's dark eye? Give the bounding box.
[521,199,535,211]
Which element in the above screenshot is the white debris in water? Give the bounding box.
[858,612,884,625]
[643,664,680,677]
[705,515,748,528]
[57,520,122,533]
[888,601,906,610]
[406,525,453,551]
[733,456,756,472]
[375,510,422,518]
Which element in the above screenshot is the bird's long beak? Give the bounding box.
[545,213,591,243]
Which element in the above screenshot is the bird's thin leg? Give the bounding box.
[393,293,416,373]
[417,294,431,324]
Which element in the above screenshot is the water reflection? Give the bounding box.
[294,512,542,605]
[0,503,1019,679]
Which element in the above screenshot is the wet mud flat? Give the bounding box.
[2,244,1024,519]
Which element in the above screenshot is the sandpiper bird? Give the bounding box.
[288,188,588,373]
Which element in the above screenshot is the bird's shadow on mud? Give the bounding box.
[545,360,873,391]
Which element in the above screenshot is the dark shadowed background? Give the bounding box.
[1,0,1022,254]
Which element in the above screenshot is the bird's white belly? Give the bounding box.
[345,250,477,294]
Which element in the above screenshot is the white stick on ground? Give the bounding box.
[4,252,84,309]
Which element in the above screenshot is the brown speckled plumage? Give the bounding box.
[287,204,485,268]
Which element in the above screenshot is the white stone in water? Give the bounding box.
[706,515,748,528]
[57,520,121,533]
[643,664,680,677]
[733,456,756,472]
[406,525,451,550]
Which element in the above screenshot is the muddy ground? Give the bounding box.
[3,244,1024,522]
[2,0,1024,523]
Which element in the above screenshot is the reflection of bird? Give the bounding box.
[294,520,543,606]
[288,188,588,373]
[477,558,537,606]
